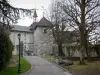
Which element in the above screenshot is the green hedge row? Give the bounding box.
[0,32,14,71]
[65,44,100,50]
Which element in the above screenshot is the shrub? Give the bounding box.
[0,31,14,71]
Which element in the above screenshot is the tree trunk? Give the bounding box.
[84,35,91,61]
[58,43,65,57]
[95,47,100,57]
[79,0,86,65]
[80,32,86,64]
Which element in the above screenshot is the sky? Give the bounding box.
[9,0,51,26]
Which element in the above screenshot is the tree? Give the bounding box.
[50,1,67,56]
[0,26,14,71]
[89,27,100,44]
[0,0,33,70]
[0,0,33,28]
[57,0,100,64]
[50,0,79,57]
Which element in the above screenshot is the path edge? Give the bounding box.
[41,56,72,75]
[21,57,33,75]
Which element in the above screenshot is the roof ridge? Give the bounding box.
[37,17,53,27]
[11,25,32,32]
[12,25,29,27]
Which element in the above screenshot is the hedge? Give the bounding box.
[0,32,14,71]
[65,44,100,50]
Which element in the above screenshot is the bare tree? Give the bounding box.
[56,0,100,64]
[50,1,67,56]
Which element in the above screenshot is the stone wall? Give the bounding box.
[34,27,54,56]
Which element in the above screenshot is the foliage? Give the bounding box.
[67,43,100,48]
[66,45,81,50]
[0,31,14,71]
[65,44,100,51]
[0,0,33,28]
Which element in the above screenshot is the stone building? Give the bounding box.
[10,10,79,56]
[31,17,53,56]
[10,10,54,56]
[10,25,34,55]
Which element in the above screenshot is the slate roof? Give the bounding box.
[30,17,53,29]
[11,25,32,32]
[36,17,53,27]
[30,22,38,30]
[11,17,53,32]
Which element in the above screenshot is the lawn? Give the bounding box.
[0,56,31,75]
[42,56,100,70]
[42,56,56,63]
[64,61,100,70]
[42,56,100,75]
[64,61,100,75]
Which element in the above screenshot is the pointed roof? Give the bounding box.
[33,10,38,18]
[30,22,37,30]
[37,17,53,27]
[30,17,53,30]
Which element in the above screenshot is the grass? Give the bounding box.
[42,55,100,71]
[42,56,100,70]
[0,56,31,75]
[64,61,100,70]
[42,56,56,63]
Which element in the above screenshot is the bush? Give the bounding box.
[0,31,14,71]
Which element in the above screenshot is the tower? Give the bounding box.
[33,17,53,56]
[33,9,38,22]
[30,9,38,30]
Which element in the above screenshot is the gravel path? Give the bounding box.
[23,56,71,75]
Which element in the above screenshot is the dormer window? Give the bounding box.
[43,29,47,33]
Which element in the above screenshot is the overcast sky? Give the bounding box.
[9,0,51,26]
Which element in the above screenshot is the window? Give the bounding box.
[43,29,47,33]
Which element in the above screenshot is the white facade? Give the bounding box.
[10,26,54,56]
[9,16,54,56]
[10,30,33,55]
